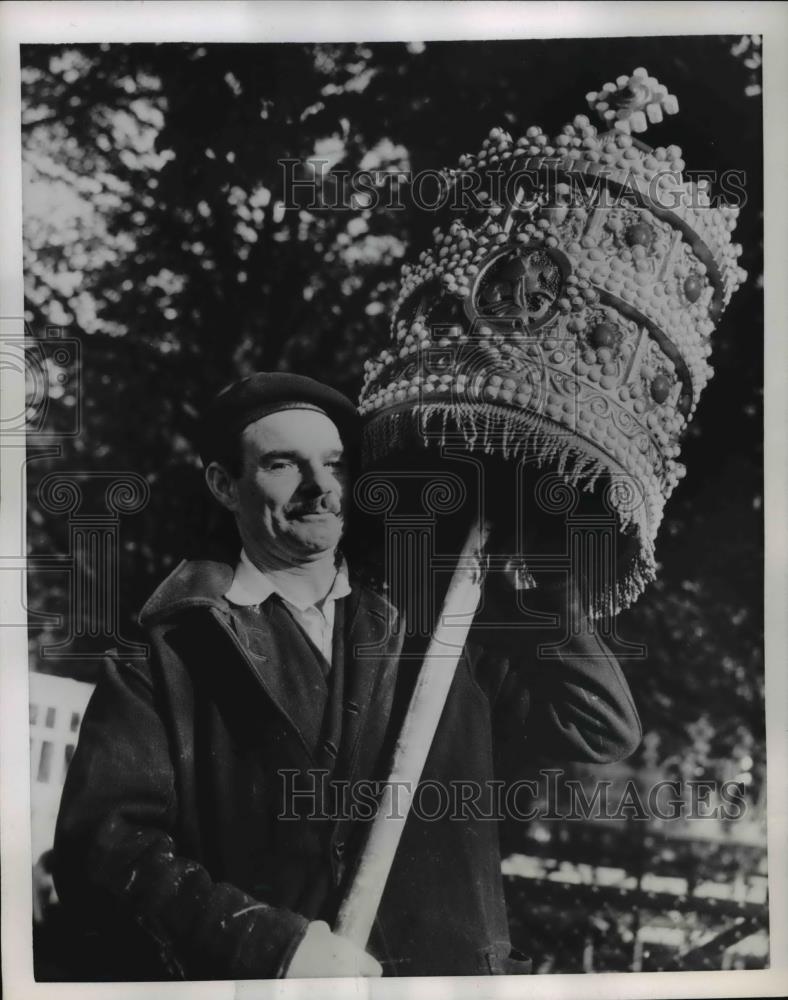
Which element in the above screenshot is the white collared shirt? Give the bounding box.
[224,549,351,666]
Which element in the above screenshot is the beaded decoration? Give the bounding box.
[359,69,747,614]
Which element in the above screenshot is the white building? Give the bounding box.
[29,671,95,863]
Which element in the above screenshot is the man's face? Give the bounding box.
[230,409,348,563]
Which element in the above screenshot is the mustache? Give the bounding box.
[286,492,342,517]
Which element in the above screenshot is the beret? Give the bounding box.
[198,372,360,466]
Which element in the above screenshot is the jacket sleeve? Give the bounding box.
[53,654,309,981]
[471,578,642,765]
[489,623,642,765]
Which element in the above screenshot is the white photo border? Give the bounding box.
[1,3,786,999]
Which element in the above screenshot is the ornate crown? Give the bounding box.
[359,69,747,613]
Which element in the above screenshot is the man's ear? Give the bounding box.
[205,461,240,513]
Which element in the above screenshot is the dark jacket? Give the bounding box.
[53,556,641,980]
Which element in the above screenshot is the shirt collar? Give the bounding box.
[224,547,351,610]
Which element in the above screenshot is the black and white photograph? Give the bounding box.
[1,3,786,998]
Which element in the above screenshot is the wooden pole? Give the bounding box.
[335,515,491,947]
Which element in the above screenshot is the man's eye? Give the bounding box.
[266,460,296,472]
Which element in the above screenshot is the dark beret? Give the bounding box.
[198,372,360,467]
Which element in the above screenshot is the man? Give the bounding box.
[53,372,642,980]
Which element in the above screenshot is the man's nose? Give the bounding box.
[303,461,340,495]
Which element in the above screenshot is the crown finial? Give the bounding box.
[586,67,679,134]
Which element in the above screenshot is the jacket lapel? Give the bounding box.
[210,599,329,761]
[340,583,404,778]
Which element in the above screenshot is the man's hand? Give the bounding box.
[284,920,382,978]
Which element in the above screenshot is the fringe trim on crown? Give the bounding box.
[362,401,659,616]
